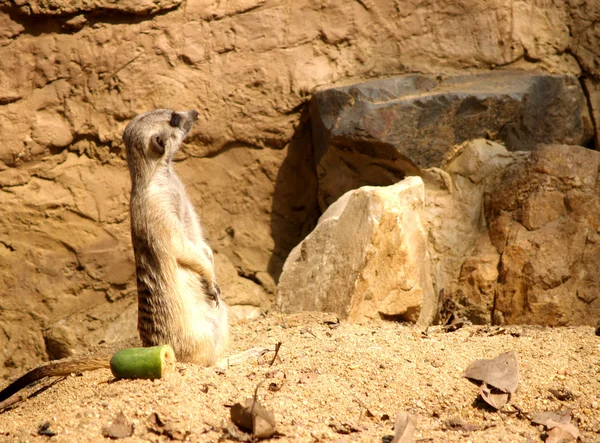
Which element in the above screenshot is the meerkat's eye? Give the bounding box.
[151,133,166,155]
[169,112,182,128]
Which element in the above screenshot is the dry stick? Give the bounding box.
[250,379,267,439]
[269,342,282,367]
[0,394,24,412]
[301,328,317,338]
[277,312,288,329]
[0,376,67,413]
[351,394,373,421]
[251,380,266,411]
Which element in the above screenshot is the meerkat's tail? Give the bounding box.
[0,356,111,403]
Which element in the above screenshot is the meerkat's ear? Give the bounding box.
[151,133,166,155]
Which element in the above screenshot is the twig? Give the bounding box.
[300,328,317,338]
[351,394,373,420]
[0,376,67,413]
[250,380,266,419]
[0,394,24,413]
[269,342,282,367]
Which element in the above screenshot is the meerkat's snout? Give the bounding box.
[170,110,198,135]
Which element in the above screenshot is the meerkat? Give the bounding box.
[0,109,231,405]
[125,108,228,364]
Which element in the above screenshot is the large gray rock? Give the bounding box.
[311,72,593,209]
[276,176,436,325]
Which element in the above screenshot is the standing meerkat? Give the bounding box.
[0,109,229,404]
[124,108,228,365]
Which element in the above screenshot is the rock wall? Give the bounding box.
[0,0,598,378]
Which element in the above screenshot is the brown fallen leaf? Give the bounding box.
[463,351,519,393]
[148,412,189,441]
[531,409,578,442]
[480,383,511,410]
[230,398,277,439]
[103,412,134,439]
[391,411,416,443]
[531,409,572,427]
[545,419,579,443]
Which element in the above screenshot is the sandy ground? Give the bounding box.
[0,312,599,442]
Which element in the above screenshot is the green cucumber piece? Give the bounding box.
[110,345,175,380]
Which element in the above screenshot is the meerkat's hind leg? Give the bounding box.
[215,347,272,369]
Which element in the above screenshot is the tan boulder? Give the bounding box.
[488,144,600,325]
[424,140,600,326]
[277,177,436,325]
[423,139,524,324]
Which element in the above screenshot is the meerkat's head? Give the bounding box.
[123,109,198,183]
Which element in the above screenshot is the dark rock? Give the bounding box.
[311,72,593,209]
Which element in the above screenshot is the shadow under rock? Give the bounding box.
[267,104,320,285]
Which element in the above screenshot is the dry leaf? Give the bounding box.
[230,398,276,439]
[364,408,376,419]
[546,420,579,443]
[531,409,578,443]
[391,411,416,443]
[531,409,572,427]
[148,412,189,441]
[103,412,134,439]
[480,383,510,410]
[463,351,519,393]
